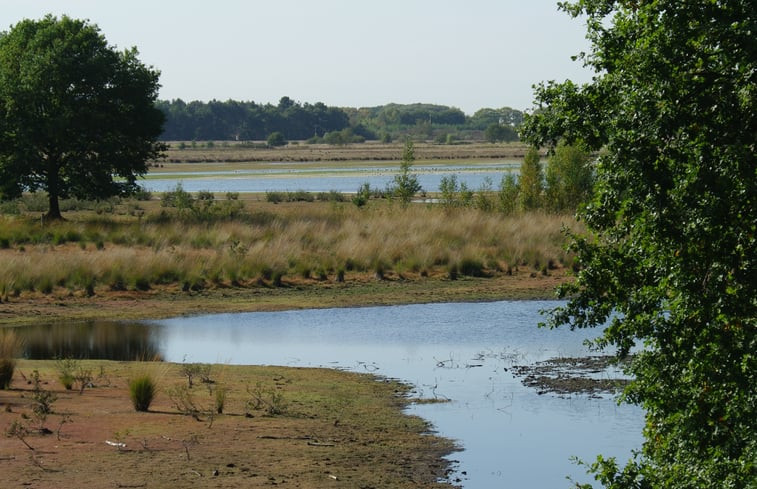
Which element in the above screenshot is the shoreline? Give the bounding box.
[0,271,567,327]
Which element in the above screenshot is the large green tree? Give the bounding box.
[521,1,755,488]
[0,15,165,219]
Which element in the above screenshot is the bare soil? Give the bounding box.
[0,360,457,488]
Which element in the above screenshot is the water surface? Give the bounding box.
[19,301,643,488]
[140,161,518,194]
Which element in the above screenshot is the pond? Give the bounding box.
[139,161,519,194]
[17,301,643,488]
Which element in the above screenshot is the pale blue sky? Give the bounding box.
[3,0,592,114]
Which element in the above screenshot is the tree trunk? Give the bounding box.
[45,157,63,220]
[46,192,62,220]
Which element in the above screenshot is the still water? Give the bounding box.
[140,162,518,194]
[19,301,643,488]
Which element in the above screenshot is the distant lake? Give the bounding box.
[17,300,643,489]
[140,161,519,194]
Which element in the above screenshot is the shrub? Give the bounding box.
[459,257,485,277]
[246,381,287,416]
[30,370,57,427]
[179,362,211,388]
[167,385,201,418]
[265,191,285,204]
[352,182,371,207]
[55,357,78,390]
[129,375,156,412]
[266,131,287,147]
[161,183,194,211]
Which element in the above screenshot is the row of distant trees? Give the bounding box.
[157,97,523,143]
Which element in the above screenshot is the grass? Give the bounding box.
[0,329,21,389]
[0,199,579,300]
[129,374,157,411]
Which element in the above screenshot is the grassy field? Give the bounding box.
[0,196,579,323]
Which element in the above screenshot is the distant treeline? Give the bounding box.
[157,97,523,143]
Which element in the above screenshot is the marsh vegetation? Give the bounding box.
[0,194,579,303]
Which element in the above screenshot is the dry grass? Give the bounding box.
[158,140,531,165]
[0,200,581,298]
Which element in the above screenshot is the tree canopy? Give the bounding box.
[157,97,350,141]
[521,1,755,487]
[0,15,165,219]
[158,100,526,143]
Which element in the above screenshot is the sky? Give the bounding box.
[3,0,593,114]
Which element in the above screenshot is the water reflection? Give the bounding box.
[16,320,162,361]
[12,301,643,488]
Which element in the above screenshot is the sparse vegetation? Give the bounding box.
[246,381,288,416]
[0,359,455,488]
[55,357,78,390]
[29,370,57,429]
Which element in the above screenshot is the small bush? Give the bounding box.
[129,375,156,412]
[267,131,287,147]
[55,357,78,390]
[30,370,57,427]
[246,382,287,416]
[180,362,212,388]
[459,257,485,277]
[265,191,285,204]
[167,385,201,418]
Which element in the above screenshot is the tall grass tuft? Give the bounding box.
[129,374,157,411]
[0,330,21,389]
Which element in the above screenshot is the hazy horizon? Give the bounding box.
[3,0,593,114]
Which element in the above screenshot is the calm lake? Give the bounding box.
[140,161,519,194]
[18,300,643,488]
